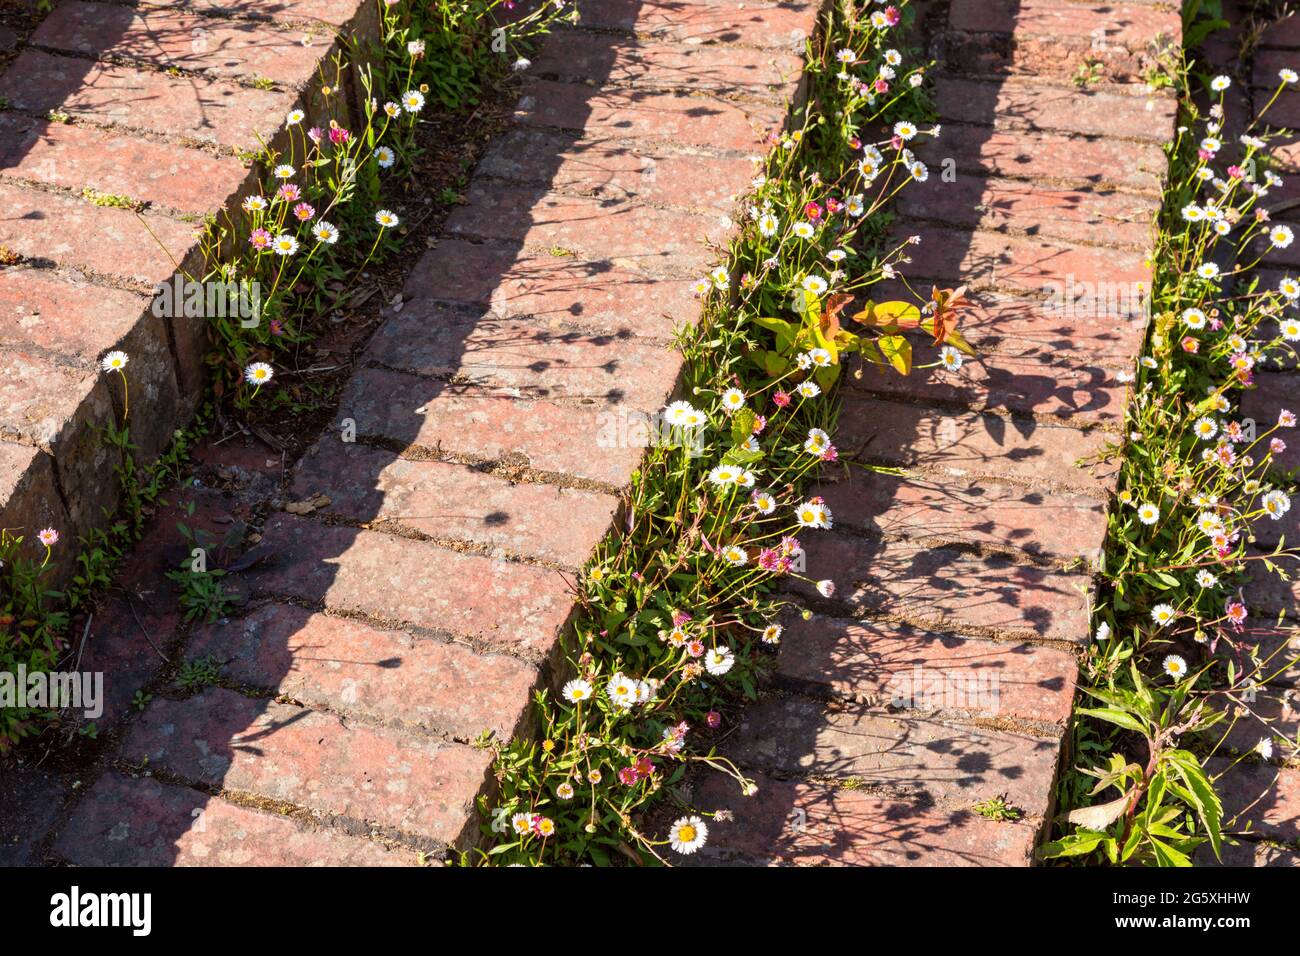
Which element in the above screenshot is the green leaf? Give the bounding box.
[878,334,912,375]
[1077,706,1149,735]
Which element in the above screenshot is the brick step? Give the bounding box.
[150,0,366,28]
[31,1,324,88]
[910,288,1147,366]
[476,127,757,215]
[335,366,647,488]
[0,180,195,287]
[721,695,1062,818]
[772,613,1078,728]
[897,168,1156,248]
[1211,758,1300,843]
[934,75,1176,143]
[688,769,1039,866]
[515,78,786,151]
[0,49,292,150]
[891,225,1151,297]
[1241,372,1300,475]
[570,0,817,50]
[1196,840,1300,866]
[1244,550,1300,618]
[184,602,541,740]
[0,113,251,217]
[55,772,413,866]
[1231,626,1300,689]
[290,439,619,568]
[363,303,684,407]
[850,348,1128,424]
[835,396,1119,496]
[943,0,1178,84]
[788,533,1092,645]
[243,512,575,657]
[532,30,803,96]
[118,688,491,849]
[812,471,1108,564]
[406,239,699,340]
[1216,686,1299,759]
[446,184,729,276]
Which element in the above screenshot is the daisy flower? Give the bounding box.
[1137,502,1160,525]
[704,646,734,675]
[606,672,637,708]
[402,90,425,113]
[374,146,395,168]
[804,428,831,455]
[708,464,742,487]
[816,579,835,598]
[939,346,962,371]
[312,221,339,244]
[375,209,400,228]
[1182,307,1207,329]
[562,678,593,703]
[285,109,305,126]
[1162,653,1188,677]
[1151,605,1177,627]
[100,351,128,373]
[1193,416,1218,440]
[669,815,708,854]
[1271,224,1295,248]
[758,212,778,236]
[721,545,748,567]
[795,500,833,529]
[1196,569,1218,588]
[38,527,59,547]
[720,387,746,413]
[556,782,575,800]
[796,381,821,399]
[273,164,295,179]
[272,234,299,256]
[242,195,268,213]
[751,490,777,515]
[244,362,274,386]
[762,623,783,644]
[1262,489,1291,519]
[792,221,815,239]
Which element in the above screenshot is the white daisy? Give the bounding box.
[704,646,734,675]
[1152,605,1177,627]
[562,678,593,703]
[668,815,708,854]
[795,500,833,529]
[1137,502,1160,525]
[402,90,425,113]
[375,209,400,228]
[100,350,128,373]
[1162,652,1187,676]
[244,362,274,386]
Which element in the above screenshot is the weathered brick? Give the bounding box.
[0,181,197,286]
[895,225,1151,293]
[898,167,1157,246]
[851,347,1128,423]
[0,441,70,562]
[689,770,1038,866]
[337,367,647,488]
[516,79,785,152]
[1252,47,1300,89]
[0,350,120,545]
[446,184,728,274]
[791,533,1092,644]
[1260,13,1300,50]
[1210,758,1300,842]
[574,0,817,50]
[912,287,1147,365]
[813,471,1107,562]
[405,239,700,339]
[0,767,68,866]
[775,613,1078,726]
[477,127,757,214]
[33,2,322,87]
[77,593,178,728]
[0,49,289,150]
[364,303,684,406]
[1244,551,1300,618]
[935,75,1175,142]
[123,688,492,846]
[0,110,250,217]
[1241,373,1300,476]
[915,124,1164,193]
[1226,625,1300,690]
[1219,686,1299,759]
[146,0,365,26]
[185,602,540,740]
[946,0,1179,83]
[292,436,618,567]
[56,773,412,866]
[533,30,803,93]
[0,268,181,461]
[836,397,1118,495]
[726,695,1062,817]
[245,512,574,655]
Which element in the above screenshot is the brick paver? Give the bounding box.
[710,0,1177,866]
[27,0,822,867]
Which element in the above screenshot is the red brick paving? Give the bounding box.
[11,0,1192,867]
[29,0,822,866]
[705,0,1177,867]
